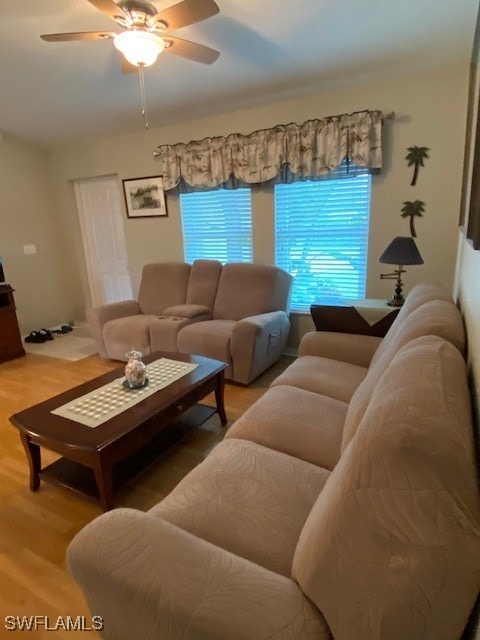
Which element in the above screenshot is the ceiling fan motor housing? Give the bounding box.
[115,0,160,28]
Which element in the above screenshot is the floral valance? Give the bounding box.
[153,110,383,191]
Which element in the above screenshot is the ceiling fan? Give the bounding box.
[40,0,221,70]
[41,0,220,128]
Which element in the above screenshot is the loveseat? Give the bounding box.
[68,282,480,640]
[87,260,293,384]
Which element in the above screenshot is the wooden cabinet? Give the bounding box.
[0,285,25,363]
[310,299,399,338]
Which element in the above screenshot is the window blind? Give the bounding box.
[180,188,253,263]
[275,163,372,311]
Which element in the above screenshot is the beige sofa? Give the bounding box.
[68,283,480,640]
[87,260,293,384]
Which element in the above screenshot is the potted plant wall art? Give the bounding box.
[405,146,430,186]
[401,200,425,237]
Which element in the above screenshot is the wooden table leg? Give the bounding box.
[93,457,115,512]
[20,433,41,491]
[215,371,228,426]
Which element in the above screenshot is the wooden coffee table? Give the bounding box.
[10,352,227,511]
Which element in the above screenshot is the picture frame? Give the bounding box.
[122,175,168,218]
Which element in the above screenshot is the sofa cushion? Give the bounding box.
[186,259,222,308]
[177,319,235,369]
[213,263,292,321]
[292,336,480,640]
[341,299,465,451]
[369,281,453,369]
[67,508,333,640]
[149,316,196,352]
[138,262,191,315]
[271,355,367,402]
[150,439,331,577]
[225,385,346,470]
[103,314,158,360]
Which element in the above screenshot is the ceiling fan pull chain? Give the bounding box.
[138,64,149,129]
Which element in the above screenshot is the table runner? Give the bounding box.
[51,358,199,428]
[346,298,395,326]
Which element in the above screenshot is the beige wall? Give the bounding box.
[0,133,72,333]
[49,61,471,347]
[0,62,471,346]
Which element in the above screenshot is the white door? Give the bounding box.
[75,176,133,306]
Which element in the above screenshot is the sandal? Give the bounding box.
[52,325,73,335]
[39,328,53,341]
[25,331,48,344]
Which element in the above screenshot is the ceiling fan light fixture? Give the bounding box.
[114,30,164,67]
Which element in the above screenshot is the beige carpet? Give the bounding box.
[23,325,99,361]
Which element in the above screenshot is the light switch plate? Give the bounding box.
[23,244,37,255]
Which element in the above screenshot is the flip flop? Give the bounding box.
[39,328,54,341]
[51,326,72,335]
[25,331,48,344]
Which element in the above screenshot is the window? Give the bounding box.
[180,188,253,263]
[275,163,372,311]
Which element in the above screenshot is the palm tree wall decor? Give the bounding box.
[405,146,430,186]
[401,200,425,237]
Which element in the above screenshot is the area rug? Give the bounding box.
[23,325,99,361]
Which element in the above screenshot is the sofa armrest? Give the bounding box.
[67,509,330,640]
[230,311,290,384]
[299,331,382,368]
[86,300,140,358]
[162,303,210,319]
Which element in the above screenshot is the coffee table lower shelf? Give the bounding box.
[40,403,217,508]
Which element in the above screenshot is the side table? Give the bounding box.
[310,298,400,338]
[0,284,25,363]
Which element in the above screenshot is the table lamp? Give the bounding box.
[379,236,423,307]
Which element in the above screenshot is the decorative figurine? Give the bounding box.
[124,348,147,388]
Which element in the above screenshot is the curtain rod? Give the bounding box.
[383,112,396,121]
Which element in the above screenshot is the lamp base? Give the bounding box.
[380,265,406,308]
[387,295,404,307]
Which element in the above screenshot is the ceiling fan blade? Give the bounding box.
[86,0,130,23]
[163,36,219,64]
[41,31,116,42]
[121,57,139,74]
[151,0,219,31]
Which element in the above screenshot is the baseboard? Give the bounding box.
[283,347,298,357]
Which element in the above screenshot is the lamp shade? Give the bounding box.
[114,30,165,67]
[379,236,424,266]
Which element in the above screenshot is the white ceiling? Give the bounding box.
[0,0,478,147]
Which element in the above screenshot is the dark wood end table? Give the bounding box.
[0,284,25,363]
[10,352,227,511]
[310,298,399,338]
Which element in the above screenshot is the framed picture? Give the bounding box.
[122,175,168,218]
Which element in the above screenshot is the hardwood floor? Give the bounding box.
[0,352,292,639]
